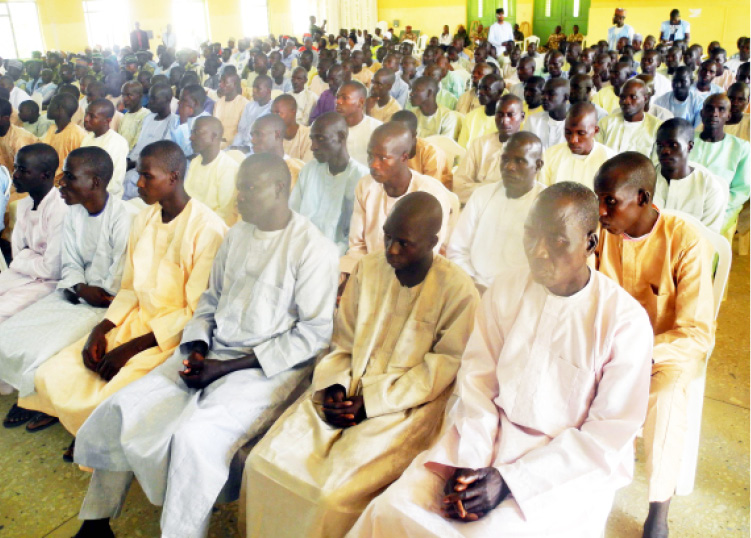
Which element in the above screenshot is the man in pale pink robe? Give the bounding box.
[348,182,654,538]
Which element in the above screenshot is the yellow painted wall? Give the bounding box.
[587,0,749,50]
[377,0,465,40]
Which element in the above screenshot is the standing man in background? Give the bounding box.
[487,9,514,57]
[660,9,690,44]
[130,22,150,53]
[608,8,634,51]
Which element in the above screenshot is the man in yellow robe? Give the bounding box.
[594,152,715,538]
[365,68,402,123]
[184,116,240,225]
[40,93,86,184]
[20,140,227,460]
[116,81,150,151]
[457,73,504,148]
[410,77,457,139]
[212,73,249,149]
[391,110,452,190]
[272,94,314,163]
[243,192,480,538]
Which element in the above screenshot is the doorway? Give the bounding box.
[532,0,589,44]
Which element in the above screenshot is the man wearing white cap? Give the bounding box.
[608,9,635,51]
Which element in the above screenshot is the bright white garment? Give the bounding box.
[81,129,129,198]
[522,112,566,150]
[597,110,661,160]
[415,106,457,139]
[452,133,503,204]
[283,124,314,162]
[290,158,369,254]
[487,21,514,52]
[341,170,459,273]
[170,111,209,156]
[0,197,136,396]
[652,73,672,98]
[232,101,272,148]
[654,89,705,127]
[75,213,339,538]
[0,188,67,324]
[123,113,176,200]
[447,182,545,288]
[346,115,383,167]
[184,151,240,226]
[348,268,654,538]
[293,89,319,126]
[539,142,616,190]
[653,163,728,233]
[648,104,674,122]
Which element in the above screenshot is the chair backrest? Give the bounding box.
[524,35,540,49]
[662,209,732,319]
[417,34,429,52]
[519,21,532,38]
[426,134,466,167]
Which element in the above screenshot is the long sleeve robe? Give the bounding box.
[81,129,129,198]
[539,142,616,190]
[290,158,369,255]
[408,139,452,190]
[0,197,136,397]
[341,170,459,273]
[184,151,240,226]
[367,97,401,123]
[170,112,210,156]
[596,110,661,160]
[292,89,319,126]
[415,106,457,139]
[452,133,503,204]
[0,124,37,173]
[447,182,545,288]
[116,107,151,151]
[122,112,175,200]
[212,95,250,150]
[654,89,705,127]
[232,101,273,148]
[283,124,314,163]
[0,187,67,324]
[75,214,339,538]
[19,199,227,434]
[244,252,480,538]
[40,122,86,183]
[457,107,497,149]
[347,268,653,538]
[456,88,481,115]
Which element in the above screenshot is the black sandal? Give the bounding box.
[3,403,35,428]
[25,412,59,432]
[63,439,75,463]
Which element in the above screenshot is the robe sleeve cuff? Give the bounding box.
[179,318,213,351]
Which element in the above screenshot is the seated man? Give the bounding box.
[244,192,480,538]
[592,61,631,113]
[340,122,458,275]
[693,59,723,100]
[290,112,369,254]
[635,74,675,122]
[231,75,273,153]
[309,64,344,123]
[453,94,525,203]
[117,80,150,151]
[425,63,458,112]
[365,68,402,123]
[457,74,504,148]
[597,79,661,159]
[0,97,37,174]
[349,181,653,538]
[640,50,671,98]
[273,94,314,162]
[569,74,608,122]
[594,153,715,538]
[184,116,240,225]
[18,141,227,456]
[457,63,493,115]
[41,93,87,183]
[291,66,319,126]
[390,110,452,190]
[0,147,136,430]
[690,94,750,238]
[18,100,53,138]
[410,76,457,139]
[448,131,544,292]
[212,73,249,149]
[522,78,569,150]
[336,81,382,167]
[81,99,129,198]
[724,82,750,141]
[0,144,66,325]
[654,66,704,127]
[249,114,305,188]
[654,119,727,232]
[72,153,339,538]
[170,84,210,157]
[540,103,615,190]
[122,83,176,201]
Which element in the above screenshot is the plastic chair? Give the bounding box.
[375,21,388,33]
[661,210,732,496]
[519,21,531,38]
[426,134,465,168]
[524,35,540,50]
[416,34,429,54]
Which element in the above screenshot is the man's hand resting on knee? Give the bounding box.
[442,467,509,522]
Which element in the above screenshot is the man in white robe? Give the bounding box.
[453,95,525,204]
[336,81,382,167]
[290,112,369,254]
[231,75,273,152]
[80,99,129,198]
[291,67,319,126]
[597,79,661,160]
[540,103,616,190]
[170,84,210,157]
[72,154,339,538]
[0,147,136,429]
[243,192,480,538]
[410,76,458,139]
[654,118,728,232]
[448,132,545,292]
[522,78,569,150]
[348,182,654,538]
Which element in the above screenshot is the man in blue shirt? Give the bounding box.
[660,9,690,44]
[655,66,705,127]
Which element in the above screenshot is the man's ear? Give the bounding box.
[586,231,599,254]
[637,188,652,207]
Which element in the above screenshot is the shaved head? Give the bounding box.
[140,140,188,181]
[195,115,224,137]
[656,117,695,144]
[506,131,543,159]
[313,111,347,135]
[239,152,291,192]
[90,98,115,119]
[67,146,113,184]
[273,93,297,113]
[123,80,143,96]
[567,102,597,124]
[389,191,443,239]
[370,122,413,156]
[254,113,285,133]
[595,152,656,194]
[390,109,418,136]
[536,181,599,234]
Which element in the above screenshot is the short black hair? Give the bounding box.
[67,146,114,183]
[140,140,187,180]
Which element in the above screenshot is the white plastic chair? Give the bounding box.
[523,35,540,50]
[426,134,465,168]
[416,34,429,54]
[661,210,732,496]
[375,21,389,34]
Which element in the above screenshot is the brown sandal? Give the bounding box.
[25,412,59,432]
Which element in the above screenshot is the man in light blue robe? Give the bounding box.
[654,67,705,127]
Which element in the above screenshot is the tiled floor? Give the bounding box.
[0,254,748,538]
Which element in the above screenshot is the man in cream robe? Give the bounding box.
[654,118,728,232]
[340,123,459,274]
[41,94,87,183]
[291,67,319,126]
[213,73,248,149]
[272,94,314,163]
[337,81,383,168]
[19,140,227,437]
[244,192,480,538]
[448,132,545,291]
[0,148,136,427]
[456,74,503,148]
[80,99,129,198]
[522,78,569,150]
[411,77,458,139]
[0,144,67,324]
[72,154,339,538]
[390,110,452,190]
[290,112,369,255]
[365,68,402,123]
[594,153,715,538]
[0,97,37,174]
[184,117,240,226]
[723,82,749,142]
[597,79,661,160]
[348,182,653,538]
[117,81,151,150]
[540,103,615,190]
[453,95,525,203]
[231,75,273,151]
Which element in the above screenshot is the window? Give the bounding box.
[290,0,310,38]
[83,1,129,51]
[173,0,210,49]
[242,0,269,39]
[0,1,44,59]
